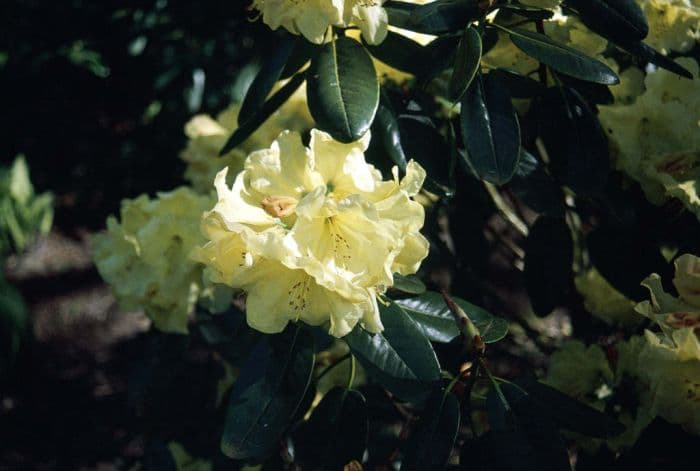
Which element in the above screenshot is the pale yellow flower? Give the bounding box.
[599,58,700,217]
[195,129,429,337]
[250,0,388,45]
[638,328,700,434]
[92,188,214,334]
[180,85,313,193]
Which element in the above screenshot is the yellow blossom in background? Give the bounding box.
[249,0,388,45]
[544,340,613,401]
[181,85,313,193]
[574,268,642,327]
[636,255,700,334]
[92,187,214,334]
[599,58,700,217]
[194,129,429,337]
[638,328,700,434]
[639,0,700,54]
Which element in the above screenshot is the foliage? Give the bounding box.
[12,0,698,468]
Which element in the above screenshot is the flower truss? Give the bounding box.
[194,129,429,337]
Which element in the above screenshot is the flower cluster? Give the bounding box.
[181,85,312,193]
[194,129,429,337]
[599,58,700,219]
[92,188,217,334]
[249,0,388,45]
[547,254,700,449]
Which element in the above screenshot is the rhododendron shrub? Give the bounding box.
[89,0,700,468]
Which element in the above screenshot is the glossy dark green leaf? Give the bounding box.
[295,387,368,470]
[307,36,379,143]
[365,30,426,76]
[280,39,317,79]
[419,34,462,85]
[498,4,555,21]
[567,0,648,42]
[534,86,609,196]
[385,1,418,30]
[238,39,296,125]
[523,216,573,316]
[490,68,546,99]
[507,27,619,85]
[395,291,508,344]
[516,378,625,438]
[460,73,521,185]
[397,115,452,194]
[408,0,483,35]
[615,40,693,79]
[220,72,305,155]
[392,273,427,294]
[220,326,315,459]
[402,388,460,471]
[372,93,408,171]
[486,382,572,471]
[344,302,440,401]
[447,26,482,102]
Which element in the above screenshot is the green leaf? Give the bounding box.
[372,92,408,171]
[295,387,368,470]
[587,223,673,301]
[307,36,379,143]
[489,68,546,98]
[447,26,482,103]
[344,302,440,401]
[392,273,427,294]
[486,382,572,471]
[395,291,508,344]
[523,216,573,316]
[506,27,619,85]
[534,86,609,196]
[460,73,521,185]
[567,0,648,42]
[508,150,565,216]
[615,40,693,79]
[397,115,452,194]
[220,325,315,459]
[0,273,28,375]
[402,388,460,471]
[220,72,305,155]
[365,31,426,76]
[280,39,316,79]
[515,378,625,438]
[238,38,296,125]
[408,0,483,35]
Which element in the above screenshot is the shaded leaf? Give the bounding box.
[448,26,482,102]
[460,73,521,185]
[566,0,648,43]
[508,150,565,216]
[220,72,305,155]
[523,216,573,316]
[615,40,693,79]
[486,382,572,471]
[403,387,460,471]
[372,93,408,171]
[239,38,296,125]
[398,115,452,194]
[221,326,315,459]
[307,36,379,143]
[408,0,483,35]
[396,291,508,344]
[516,378,625,438]
[534,86,609,196]
[365,31,426,76]
[295,387,368,470]
[345,302,440,401]
[506,27,619,85]
[392,273,427,294]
